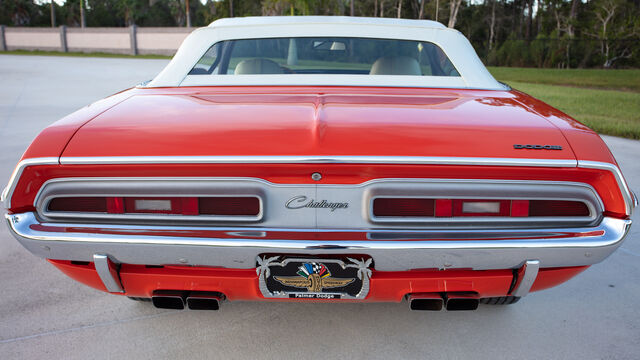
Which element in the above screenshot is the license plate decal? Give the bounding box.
[256,256,372,299]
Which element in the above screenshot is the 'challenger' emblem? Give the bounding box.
[285,195,349,211]
[274,262,355,292]
[514,144,563,150]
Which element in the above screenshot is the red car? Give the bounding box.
[3,17,635,311]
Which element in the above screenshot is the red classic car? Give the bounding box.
[3,17,635,311]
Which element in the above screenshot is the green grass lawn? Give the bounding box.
[507,81,640,139]
[488,66,640,92]
[489,67,640,140]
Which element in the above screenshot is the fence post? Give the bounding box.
[59,25,68,52]
[129,25,138,56]
[0,25,6,51]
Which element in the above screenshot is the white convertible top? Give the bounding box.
[148,16,506,90]
[207,16,447,29]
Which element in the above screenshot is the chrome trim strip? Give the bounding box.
[6,212,631,272]
[59,155,578,167]
[512,260,540,297]
[93,254,124,293]
[578,160,635,215]
[1,157,59,209]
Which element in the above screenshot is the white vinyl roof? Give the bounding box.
[147,16,507,90]
[207,16,447,29]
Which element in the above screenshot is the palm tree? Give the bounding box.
[347,257,372,280]
[256,256,280,279]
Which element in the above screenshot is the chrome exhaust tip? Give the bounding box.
[186,292,222,310]
[445,294,479,311]
[151,290,186,310]
[408,293,444,311]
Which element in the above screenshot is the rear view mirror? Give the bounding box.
[313,41,346,51]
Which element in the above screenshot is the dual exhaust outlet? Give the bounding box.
[152,291,478,311]
[152,290,223,310]
[408,293,479,311]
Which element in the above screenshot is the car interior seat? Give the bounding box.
[369,56,422,75]
[234,58,284,74]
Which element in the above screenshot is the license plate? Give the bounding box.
[256,256,372,300]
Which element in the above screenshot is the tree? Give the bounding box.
[50,0,56,27]
[115,0,146,25]
[185,0,191,26]
[488,0,497,50]
[418,0,426,19]
[448,0,462,27]
[587,0,640,67]
[80,0,85,27]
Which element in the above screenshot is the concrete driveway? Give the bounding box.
[0,55,638,359]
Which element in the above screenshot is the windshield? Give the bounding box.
[189,37,460,77]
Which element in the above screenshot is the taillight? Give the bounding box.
[199,197,260,216]
[372,198,591,218]
[529,200,590,217]
[373,198,434,217]
[47,196,260,216]
[48,197,107,213]
[452,200,510,217]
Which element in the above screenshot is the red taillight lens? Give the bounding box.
[47,196,260,216]
[199,197,260,216]
[529,200,590,217]
[373,198,434,217]
[372,198,591,218]
[47,197,107,212]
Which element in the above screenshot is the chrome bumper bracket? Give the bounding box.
[512,260,540,297]
[93,254,124,293]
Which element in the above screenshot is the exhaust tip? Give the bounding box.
[408,293,444,311]
[151,290,186,310]
[410,298,444,311]
[186,292,222,310]
[445,298,479,311]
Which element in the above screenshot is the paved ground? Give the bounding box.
[0,55,638,359]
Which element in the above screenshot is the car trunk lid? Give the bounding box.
[60,87,576,161]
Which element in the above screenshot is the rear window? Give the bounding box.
[189,37,459,77]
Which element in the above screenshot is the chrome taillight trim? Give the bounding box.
[36,179,265,223]
[367,181,601,225]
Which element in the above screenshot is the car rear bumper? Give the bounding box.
[6,212,631,273]
[49,259,589,301]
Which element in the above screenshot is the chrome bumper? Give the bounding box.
[6,212,631,272]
